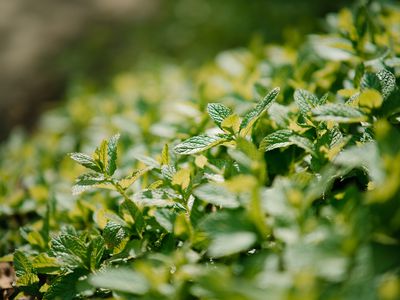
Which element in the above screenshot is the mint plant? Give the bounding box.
[1,1,400,299]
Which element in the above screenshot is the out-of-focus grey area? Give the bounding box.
[0,0,350,140]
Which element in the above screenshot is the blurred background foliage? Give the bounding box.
[0,0,351,140]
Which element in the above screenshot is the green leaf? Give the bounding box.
[312,103,367,123]
[89,268,150,295]
[103,221,128,253]
[14,250,34,277]
[358,89,383,109]
[154,208,176,233]
[259,129,293,151]
[118,168,150,190]
[14,251,40,292]
[361,72,381,91]
[119,199,144,234]
[193,183,239,208]
[260,130,315,155]
[69,153,101,173]
[240,87,280,135]
[17,272,40,287]
[208,231,257,257]
[87,236,105,271]
[376,69,396,99]
[294,89,319,115]
[43,270,84,300]
[32,254,60,274]
[174,134,230,155]
[95,140,108,172]
[51,234,88,269]
[107,133,120,176]
[207,103,232,127]
[72,172,106,195]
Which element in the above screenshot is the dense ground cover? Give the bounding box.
[1,1,400,299]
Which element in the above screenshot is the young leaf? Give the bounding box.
[358,89,383,109]
[95,140,108,172]
[312,103,367,123]
[174,134,230,155]
[172,168,191,190]
[221,114,241,134]
[117,167,150,190]
[294,89,319,115]
[207,103,232,127]
[107,133,120,176]
[69,153,101,173]
[240,87,280,135]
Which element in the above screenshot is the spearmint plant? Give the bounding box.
[1,1,399,299]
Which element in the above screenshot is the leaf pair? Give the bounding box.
[174,88,280,155]
[70,133,120,176]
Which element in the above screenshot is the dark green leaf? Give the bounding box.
[240,87,280,134]
[107,133,120,176]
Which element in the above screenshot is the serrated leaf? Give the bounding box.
[43,270,84,300]
[69,153,101,172]
[376,69,396,99]
[51,234,87,269]
[240,87,280,135]
[193,183,239,208]
[259,130,293,151]
[72,172,106,195]
[207,103,232,127]
[294,89,319,115]
[289,135,315,155]
[89,268,149,295]
[260,130,315,155]
[14,250,34,277]
[161,164,177,181]
[107,133,120,176]
[103,221,128,253]
[312,103,367,123]
[174,134,230,155]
